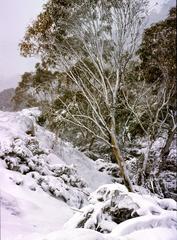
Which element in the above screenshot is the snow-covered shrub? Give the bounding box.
[36,174,87,208]
[4,156,20,171]
[0,109,89,208]
[26,163,88,208]
[2,139,88,208]
[2,139,47,175]
[95,159,120,178]
[50,164,86,188]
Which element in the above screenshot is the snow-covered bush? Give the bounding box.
[36,174,87,208]
[95,159,120,179]
[50,164,86,189]
[2,141,88,207]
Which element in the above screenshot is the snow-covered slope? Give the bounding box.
[0,170,73,240]
[0,108,112,240]
[0,108,176,240]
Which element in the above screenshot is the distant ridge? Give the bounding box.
[0,88,15,111]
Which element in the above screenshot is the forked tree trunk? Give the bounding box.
[110,131,134,192]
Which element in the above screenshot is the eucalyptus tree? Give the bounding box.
[121,7,176,189]
[20,0,148,191]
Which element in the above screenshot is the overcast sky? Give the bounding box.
[0,0,175,91]
[0,0,46,91]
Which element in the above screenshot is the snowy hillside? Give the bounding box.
[0,108,112,240]
[0,109,176,240]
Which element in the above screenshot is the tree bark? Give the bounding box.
[109,107,134,192]
[110,131,134,192]
[88,137,95,151]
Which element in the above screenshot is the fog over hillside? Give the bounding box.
[0,75,20,92]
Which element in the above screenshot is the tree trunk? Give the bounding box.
[138,139,153,186]
[161,127,176,160]
[110,132,134,192]
[89,137,95,151]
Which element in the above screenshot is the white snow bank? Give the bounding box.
[118,227,177,240]
[0,167,73,240]
[36,229,108,240]
[110,211,177,237]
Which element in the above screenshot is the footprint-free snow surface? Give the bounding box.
[0,108,176,240]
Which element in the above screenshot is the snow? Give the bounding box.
[0,109,112,240]
[0,167,73,240]
[36,229,107,240]
[0,108,176,240]
[110,211,177,237]
[119,227,177,240]
[64,183,177,238]
[52,142,113,191]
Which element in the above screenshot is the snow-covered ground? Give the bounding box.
[0,108,112,240]
[0,108,176,240]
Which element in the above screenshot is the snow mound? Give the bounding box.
[111,212,177,237]
[37,229,107,240]
[119,227,177,240]
[64,184,177,236]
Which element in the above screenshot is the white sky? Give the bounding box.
[0,0,46,90]
[0,0,175,91]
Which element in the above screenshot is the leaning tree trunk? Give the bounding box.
[109,109,134,193]
[110,132,133,192]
